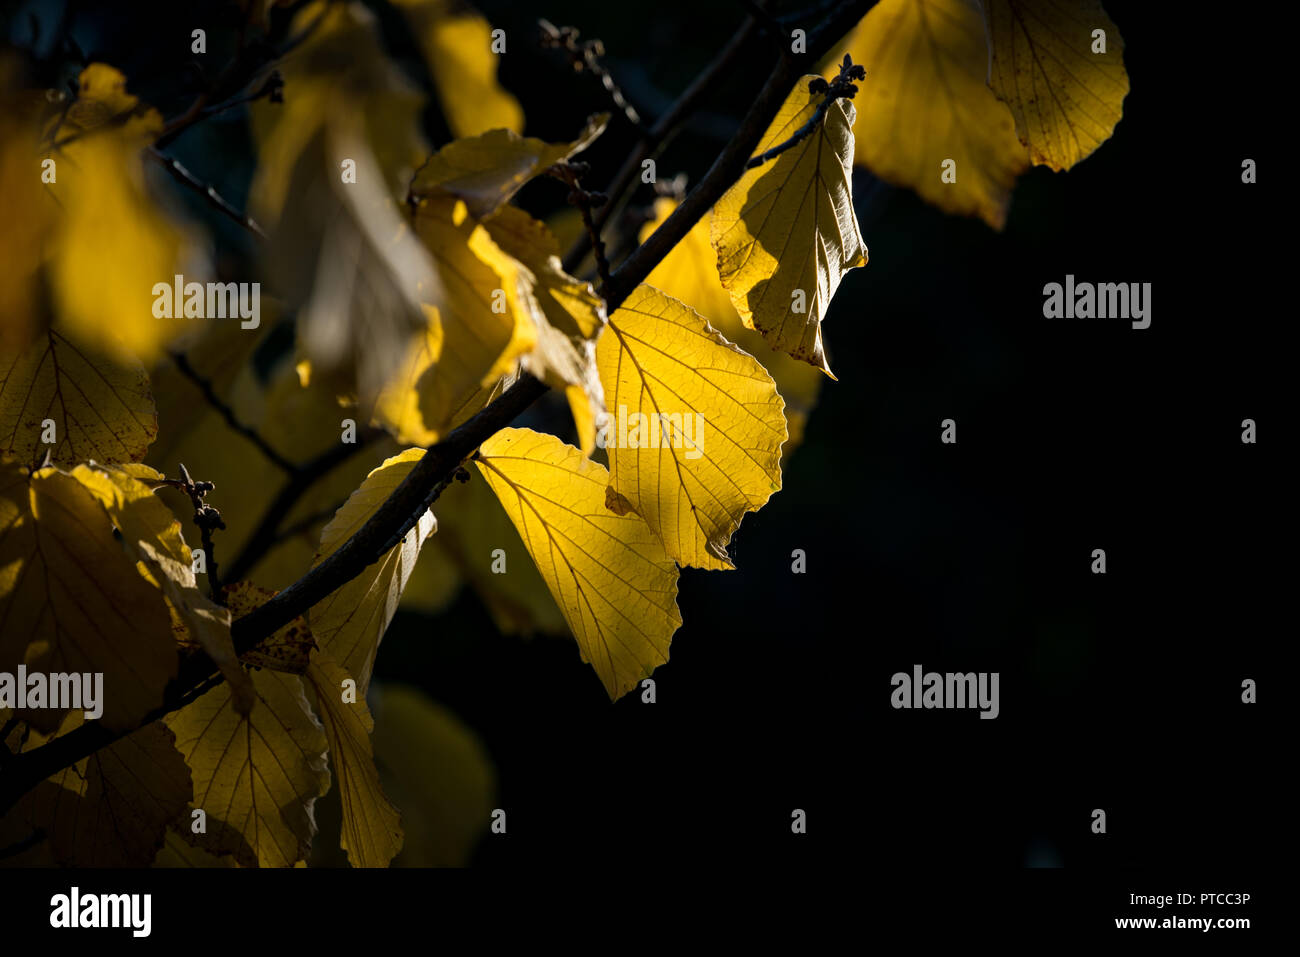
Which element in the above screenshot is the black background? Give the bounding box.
[0,0,1284,926]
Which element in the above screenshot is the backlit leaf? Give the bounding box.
[985,0,1129,171]
[598,286,786,569]
[308,449,437,696]
[640,197,823,460]
[409,115,608,221]
[844,0,1029,228]
[711,76,867,375]
[475,428,681,698]
[165,667,329,868]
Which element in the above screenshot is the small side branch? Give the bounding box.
[744,54,867,169]
[149,149,266,239]
[539,19,645,132]
[549,161,611,288]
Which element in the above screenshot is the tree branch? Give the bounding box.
[0,0,876,817]
[561,15,760,276]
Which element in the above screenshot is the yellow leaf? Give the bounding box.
[225,581,317,674]
[250,2,438,405]
[165,667,329,868]
[475,428,681,698]
[0,327,157,466]
[370,682,496,867]
[484,206,605,339]
[985,0,1129,170]
[598,286,786,569]
[17,713,192,867]
[409,195,535,439]
[845,0,1029,229]
[44,64,195,362]
[481,206,608,454]
[308,449,437,696]
[70,463,253,714]
[306,651,404,868]
[640,196,824,460]
[390,0,524,139]
[0,463,177,732]
[410,114,608,221]
[424,468,566,636]
[711,76,867,375]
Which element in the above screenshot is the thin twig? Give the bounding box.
[744,56,866,169]
[550,162,611,289]
[167,351,291,470]
[539,19,645,132]
[561,16,759,275]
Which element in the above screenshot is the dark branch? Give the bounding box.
[561,15,760,276]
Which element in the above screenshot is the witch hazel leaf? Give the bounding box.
[711,76,867,375]
[475,428,681,699]
[598,285,786,569]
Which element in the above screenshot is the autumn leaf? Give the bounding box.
[19,714,192,867]
[390,0,525,139]
[485,207,606,339]
[985,0,1129,171]
[406,195,535,440]
[415,468,566,636]
[711,76,867,375]
[306,651,404,868]
[640,196,823,459]
[0,327,157,466]
[250,1,438,406]
[165,667,330,868]
[308,449,438,696]
[475,428,681,699]
[597,286,786,569]
[0,464,177,732]
[409,114,608,221]
[41,64,197,363]
[72,463,253,714]
[844,0,1029,229]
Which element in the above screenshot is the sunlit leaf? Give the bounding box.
[844,0,1029,228]
[308,449,437,696]
[640,196,823,459]
[985,0,1129,171]
[598,285,786,569]
[475,428,681,698]
[711,76,867,375]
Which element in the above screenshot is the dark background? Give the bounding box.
[2,0,1283,881]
